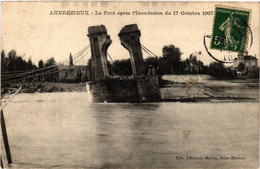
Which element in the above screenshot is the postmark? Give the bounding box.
[210,5,251,53]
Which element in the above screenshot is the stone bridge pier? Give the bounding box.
[119,24,161,102]
[86,24,160,103]
[118,24,146,76]
[88,25,111,81]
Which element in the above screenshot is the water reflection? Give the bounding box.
[90,103,161,167]
[3,92,259,169]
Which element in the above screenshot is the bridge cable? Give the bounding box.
[139,42,238,98]
[107,52,114,63]
[1,45,90,80]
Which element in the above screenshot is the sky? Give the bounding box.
[1,1,259,66]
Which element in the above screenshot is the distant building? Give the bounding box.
[58,65,91,83]
[183,55,204,74]
[232,53,258,76]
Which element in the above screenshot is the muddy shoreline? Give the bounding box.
[1,82,86,94]
[2,75,259,102]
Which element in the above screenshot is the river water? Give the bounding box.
[2,91,259,169]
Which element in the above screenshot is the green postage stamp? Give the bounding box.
[210,5,251,53]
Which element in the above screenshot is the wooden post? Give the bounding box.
[1,110,12,164]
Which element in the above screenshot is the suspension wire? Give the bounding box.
[1,88,20,98]
[1,86,22,109]
[139,42,236,98]
[1,72,31,78]
[140,46,151,56]
[8,67,60,83]
[2,59,86,83]
[133,38,160,59]
[106,52,129,77]
[107,52,114,63]
[1,45,90,80]
[7,47,91,83]
[1,46,87,76]
[1,70,32,74]
[1,64,60,81]
[141,44,159,58]
[74,49,90,65]
[8,62,86,84]
[73,54,86,65]
[1,64,61,79]
[71,45,89,61]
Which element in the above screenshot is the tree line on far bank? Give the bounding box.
[1,44,243,85]
[1,50,58,83]
[105,45,238,79]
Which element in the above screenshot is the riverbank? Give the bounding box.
[1,82,86,94]
[1,75,259,102]
[160,75,259,101]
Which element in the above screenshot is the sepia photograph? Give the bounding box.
[1,1,259,169]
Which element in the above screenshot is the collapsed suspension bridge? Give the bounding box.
[1,26,256,101]
[1,44,90,83]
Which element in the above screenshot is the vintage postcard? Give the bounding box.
[1,1,259,169]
